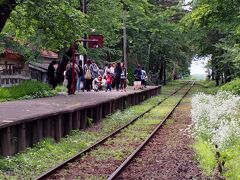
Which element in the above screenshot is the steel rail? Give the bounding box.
[35,82,190,180]
[108,81,195,180]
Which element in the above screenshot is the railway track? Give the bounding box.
[35,81,193,180]
[108,81,194,180]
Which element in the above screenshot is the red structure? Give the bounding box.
[88,35,104,48]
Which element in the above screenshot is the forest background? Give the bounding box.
[0,0,239,85]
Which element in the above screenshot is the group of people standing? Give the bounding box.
[64,60,128,95]
[47,59,147,95]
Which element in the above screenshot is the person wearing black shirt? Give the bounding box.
[47,60,57,89]
[134,64,142,81]
[114,62,122,91]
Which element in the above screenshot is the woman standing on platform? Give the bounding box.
[120,63,127,92]
[76,60,84,92]
[65,61,80,95]
[47,60,58,89]
[84,59,94,91]
[91,60,99,80]
[114,62,122,91]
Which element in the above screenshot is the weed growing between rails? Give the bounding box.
[0,82,184,179]
[191,91,240,179]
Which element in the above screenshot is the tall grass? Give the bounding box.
[0,80,56,101]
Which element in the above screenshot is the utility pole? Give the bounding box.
[123,9,128,71]
[82,0,87,64]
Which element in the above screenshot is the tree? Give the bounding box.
[0,0,18,32]
[182,0,240,85]
[1,0,193,85]
[2,0,85,50]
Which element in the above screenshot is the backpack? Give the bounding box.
[84,66,92,80]
[66,67,72,79]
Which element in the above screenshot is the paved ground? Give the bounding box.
[0,86,158,129]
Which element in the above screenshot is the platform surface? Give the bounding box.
[0,86,158,129]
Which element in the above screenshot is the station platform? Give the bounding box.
[0,86,161,156]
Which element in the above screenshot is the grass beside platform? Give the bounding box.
[0,81,185,179]
[0,80,56,102]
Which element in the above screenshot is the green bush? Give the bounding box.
[0,88,10,100]
[221,141,240,179]
[54,85,67,93]
[193,138,217,176]
[0,80,56,101]
[221,78,240,95]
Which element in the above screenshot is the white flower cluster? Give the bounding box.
[191,91,240,150]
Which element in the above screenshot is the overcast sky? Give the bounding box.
[190,61,206,75]
[190,56,209,75]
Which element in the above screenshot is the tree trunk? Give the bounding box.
[221,73,224,84]
[0,0,17,32]
[211,66,215,80]
[224,65,231,83]
[159,59,164,84]
[215,67,220,86]
[172,63,177,80]
[163,60,167,85]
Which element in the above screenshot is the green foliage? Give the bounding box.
[2,0,85,51]
[87,118,93,127]
[195,80,220,94]
[0,0,193,82]
[193,138,217,176]
[221,78,240,95]
[194,136,240,179]
[221,141,240,179]
[0,88,10,100]
[87,0,122,46]
[54,85,67,93]
[197,80,216,88]
[0,34,40,61]
[182,0,240,83]
[0,80,55,101]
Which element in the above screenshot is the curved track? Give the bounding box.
[35,82,192,180]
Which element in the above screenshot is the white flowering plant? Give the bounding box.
[191,91,240,150]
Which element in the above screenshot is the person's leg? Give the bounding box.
[106,84,109,91]
[76,77,80,92]
[67,78,72,95]
[81,76,85,91]
[85,80,90,91]
[90,79,93,91]
[116,77,120,91]
[120,79,123,90]
[112,76,115,89]
[109,84,112,91]
[124,79,127,91]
